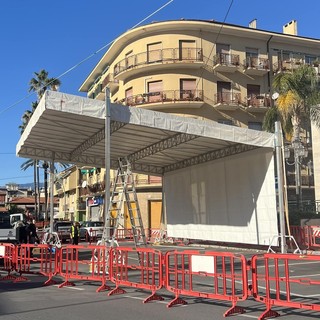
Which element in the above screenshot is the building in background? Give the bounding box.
[55,19,320,228]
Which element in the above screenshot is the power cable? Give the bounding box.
[196,0,234,90]
[0,0,174,116]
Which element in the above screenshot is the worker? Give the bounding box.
[70,221,80,245]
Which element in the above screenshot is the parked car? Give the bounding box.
[80,221,104,240]
[44,221,73,242]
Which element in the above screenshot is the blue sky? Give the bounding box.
[1,0,320,186]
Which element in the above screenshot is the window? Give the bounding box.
[216,43,231,64]
[217,81,231,103]
[147,81,163,102]
[180,79,196,100]
[248,122,262,131]
[179,40,196,60]
[125,87,133,105]
[125,50,134,69]
[246,48,258,67]
[147,42,162,63]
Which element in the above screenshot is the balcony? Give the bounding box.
[245,94,271,112]
[101,73,119,92]
[243,57,269,76]
[212,53,240,73]
[273,59,306,73]
[213,92,241,110]
[113,48,204,81]
[117,89,204,110]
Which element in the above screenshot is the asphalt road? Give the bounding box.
[1,243,320,320]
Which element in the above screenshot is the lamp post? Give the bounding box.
[284,139,308,211]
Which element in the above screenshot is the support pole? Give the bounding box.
[275,121,287,253]
[104,87,111,242]
[49,156,55,233]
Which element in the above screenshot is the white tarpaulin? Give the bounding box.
[165,148,277,245]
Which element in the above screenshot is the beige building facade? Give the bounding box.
[56,19,320,227]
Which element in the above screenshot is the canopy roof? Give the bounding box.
[16,91,275,175]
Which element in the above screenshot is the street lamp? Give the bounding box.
[284,139,308,210]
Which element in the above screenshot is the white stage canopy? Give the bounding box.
[16,90,278,245]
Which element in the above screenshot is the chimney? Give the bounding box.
[283,20,298,35]
[249,19,257,29]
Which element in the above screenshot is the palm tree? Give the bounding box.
[263,64,320,210]
[20,70,62,220]
[28,69,61,101]
[27,70,62,219]
[264,64,320,139]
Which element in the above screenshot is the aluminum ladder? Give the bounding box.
[101,157,147,249]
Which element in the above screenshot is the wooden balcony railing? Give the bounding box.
[114,47,203,76]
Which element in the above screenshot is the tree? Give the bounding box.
[263,64,320,141]
[20,69,64,220]
[263,64,320,211]
[28,69,61,101]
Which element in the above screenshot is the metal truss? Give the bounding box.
[163,143,258,173]
[70,121,125,157]
[128,132,198,162]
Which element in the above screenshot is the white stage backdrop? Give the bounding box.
[164,148,277,245]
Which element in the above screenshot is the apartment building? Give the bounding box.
[75,19,320,225]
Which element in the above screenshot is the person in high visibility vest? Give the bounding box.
[70,221,80,245]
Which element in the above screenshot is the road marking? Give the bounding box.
[53,284,84,291]
[124,295,183,305]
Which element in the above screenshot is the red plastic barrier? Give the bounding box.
[115,228,134,241]
[0,243,16,280]
[58,244,110,292]
[306,226,320,249]
[165,250,248,317]
[251,253,320,320]
[108,246,164,303]
[289,226,308,249]
[15,244,59,285]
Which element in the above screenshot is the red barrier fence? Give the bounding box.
[289,225,320,250]
[15,244,59,285]
[251,253,320,320]
[108,246,164,303]
[3,241,320,319]
[165,250,248,316]
[58,244,110,292]
[0,243,16,280]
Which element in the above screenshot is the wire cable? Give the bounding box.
[0,0,174,116]
[196,0,234,90]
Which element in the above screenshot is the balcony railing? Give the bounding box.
[117,89,204,107]
[246,94,271,108]
[213,53,240,67]
[114,47,203,76]
[243,57,269,70]
[102,73,119,88]
[273,59,320,74]
[214,92,241,105]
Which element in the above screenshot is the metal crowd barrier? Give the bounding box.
[251,253,320,319]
